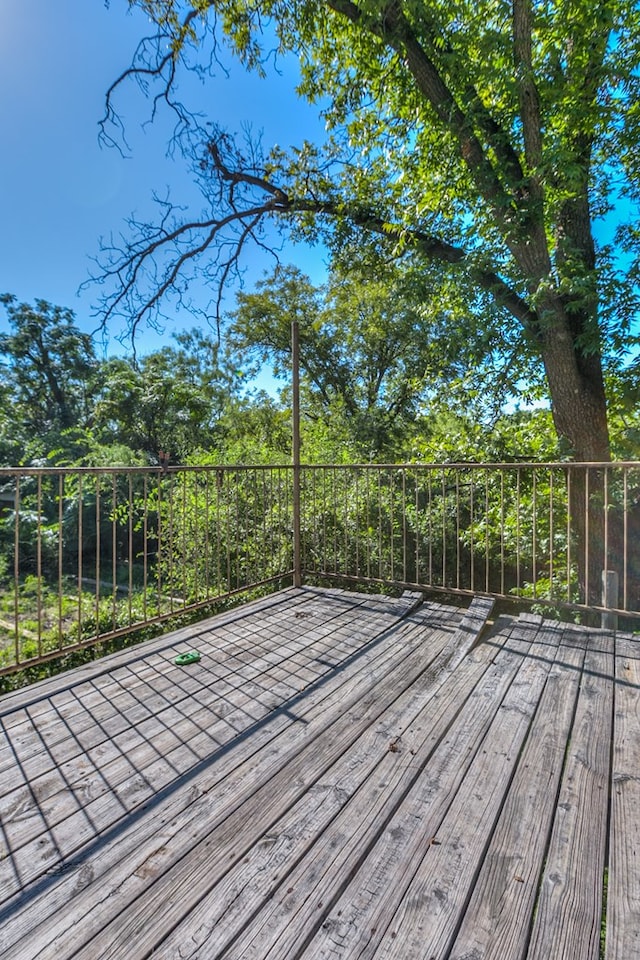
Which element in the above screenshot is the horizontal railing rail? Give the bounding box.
[1,460,638,678]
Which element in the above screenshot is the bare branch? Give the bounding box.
[99,7,209,156]
[91,128,539,343]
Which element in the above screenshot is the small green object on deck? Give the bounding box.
[173,651,201,666]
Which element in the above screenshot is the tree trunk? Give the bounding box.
[535,296,612,606]
[541,330,610,462]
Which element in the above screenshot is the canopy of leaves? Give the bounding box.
[229,255,537,457]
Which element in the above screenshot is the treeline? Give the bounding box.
[3,259,640,471]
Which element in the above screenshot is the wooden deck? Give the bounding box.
[0,585,638,959]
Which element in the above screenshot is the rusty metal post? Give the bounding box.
[292,320,302,587]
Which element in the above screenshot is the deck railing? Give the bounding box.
[0,464,294,676]
[1,461,639,675]
[299,463,640,621]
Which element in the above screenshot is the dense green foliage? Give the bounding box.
[2,285,639,686]
[96,0,640,463]
[3,289,640,471]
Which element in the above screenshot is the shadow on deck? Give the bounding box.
[0,586,638,959]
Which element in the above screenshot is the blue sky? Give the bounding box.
[0,0,327,357]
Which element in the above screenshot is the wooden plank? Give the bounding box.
[301,619,561,960]
[61,614,486,960]
[1,602,455,955]
[605,633,640,960]
[0,593,427,897]
[212,618,540,960]
[148,614,507,960]
[526,629,614,960]
[448,620,589,960]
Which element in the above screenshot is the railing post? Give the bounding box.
[601,569,618,631]
[292,320,302,587]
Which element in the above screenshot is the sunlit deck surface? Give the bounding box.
[1,586,638,960]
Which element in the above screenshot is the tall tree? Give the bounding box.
[0,296,99,459]
[230,259,525,458]
[100,0,640,463]
[93,331,239,461]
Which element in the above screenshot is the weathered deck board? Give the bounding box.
[0,587,635,960]
[448,620,589,960]
[527,629,614,960]
[0,587,421,897]
[606,632,640,960]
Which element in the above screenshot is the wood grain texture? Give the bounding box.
[526,630,614,960]
[311,619,556,960]
[0,589,630,960]
[1,592,453,958]
[448,621,589,960]
[605,633,640,960]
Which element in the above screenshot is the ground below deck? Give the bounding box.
[0,586,638,959]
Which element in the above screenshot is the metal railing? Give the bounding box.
[0,464,294,676]
[299,463,640,622]
[1,461,639,676]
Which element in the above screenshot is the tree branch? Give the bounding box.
[513,0,543,169]
[93,131,539,342]
[326,1,523,223]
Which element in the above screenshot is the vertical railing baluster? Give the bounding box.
[168,472,176,612]
[485,470,490,595]
[500,470,505,598]
[204,470,211,599]
[331,467,340,573]
[14,476,20,665]
[414,468,420,586]
[566,469,572,605]
[401,468,407,583]
[532,470,537,599]
[343,469,349,576]
[604,466,610,584]
[77,475,83,642]
[365,468,371,581]
[585,468,590,606]
[516,467,521,597]
[58,474,64,649]
[181,471,188,605]
[354,467,360,578]
[95,475,102,636]
[112,474,118,630]
[127,474,133,626]
[157,471,164,615]
[389,469,395,583]
[36,474,43,658]
[427,469,433,588]
[455,471,461,591]
[549,470,554,604]
[378,469,383,581]
[469,469,475,593]
[441,468,446,588]
[234,468,241,589]
[142,475,149,623]
[624,467,629,611]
